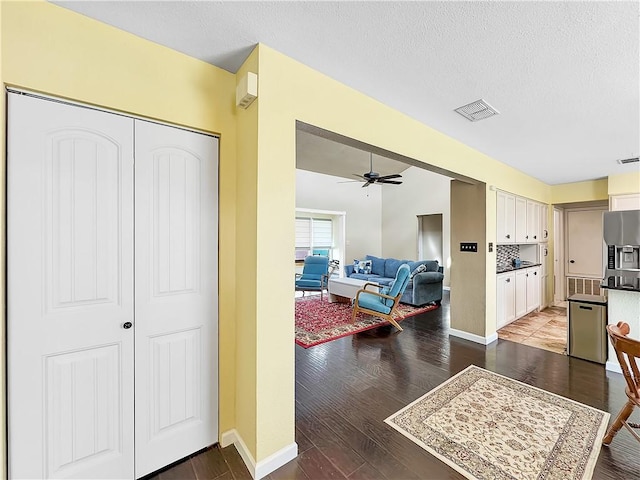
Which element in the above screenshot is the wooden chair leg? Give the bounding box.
[352,307,358,323]
[603,400,636,445]
[386,315,403,332]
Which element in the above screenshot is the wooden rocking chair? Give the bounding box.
[602,321,640,446]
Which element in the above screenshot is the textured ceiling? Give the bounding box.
[54,1,640,185]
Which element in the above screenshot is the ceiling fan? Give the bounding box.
[352,153,403,187]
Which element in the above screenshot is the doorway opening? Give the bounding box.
[417,214,443,266]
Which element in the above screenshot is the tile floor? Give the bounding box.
[497,305,568,355]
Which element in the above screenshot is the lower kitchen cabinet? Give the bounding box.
[526,267,541,312]
[497,266,541,329]
[497,272,516,328]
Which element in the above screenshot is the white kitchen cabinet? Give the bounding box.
[497,272,516,328]
[496,189,547,245]
[526,266,541,312]
[497,265,542,330]
[515,196,527,243]
[526,200,541,242]
[539,243,549,310]
[497,190,516,244]
[539,204,549,241]
[609,193,640,211]
[515,269,528,318]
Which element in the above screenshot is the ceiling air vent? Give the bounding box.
[454,99,500,122]
[617,157,639,165]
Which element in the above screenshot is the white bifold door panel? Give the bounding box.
[8,94,135,479]
[134,120,219,477]
[8,93,219,479]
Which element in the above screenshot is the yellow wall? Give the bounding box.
[1,0,238,459]
[234,48,259,457]
[252,43,553,457]
[608,171,640,195]
[0,2,5,476]
[450,182,488,336]
[550,179,608,204]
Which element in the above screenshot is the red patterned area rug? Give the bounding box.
[295,296,439,348]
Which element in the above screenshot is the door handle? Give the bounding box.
[123,322,133,329]
[506,278,511,283]
[506,234,510,239]
[569,260,575,264]
[579,306,592,310]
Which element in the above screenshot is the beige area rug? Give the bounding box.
[385,365,609,480]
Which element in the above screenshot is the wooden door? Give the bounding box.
[566,209,606,278]
[8,94,135,478]
[134,120,219,477]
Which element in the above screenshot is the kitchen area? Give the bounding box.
[495,189,640,364]
[494,190,564,353]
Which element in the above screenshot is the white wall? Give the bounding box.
[296,170,382,263]
[381,167,451,286]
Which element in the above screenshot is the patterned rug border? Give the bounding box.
[295,296,439,348]
[384,365,610,480]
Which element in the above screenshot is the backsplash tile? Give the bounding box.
[497,245,520,268]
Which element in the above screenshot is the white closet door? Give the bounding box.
[8,94,135,479]
[134,120,219,477]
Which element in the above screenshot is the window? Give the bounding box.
[295,217,333,260]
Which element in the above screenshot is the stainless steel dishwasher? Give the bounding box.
[567,294,608,364]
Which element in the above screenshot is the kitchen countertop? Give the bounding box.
[601,276,640,293]
[496,262,541,274]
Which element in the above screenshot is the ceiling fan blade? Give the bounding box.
[377,173,402,180]
[377,179,403,185]
[361,181,373,188]
[352,173,368,180]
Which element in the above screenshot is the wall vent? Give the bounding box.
[567,277,602,297]
[454,99,500,122]
[617,157,639,165]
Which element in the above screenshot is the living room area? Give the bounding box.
[293,125,455,343]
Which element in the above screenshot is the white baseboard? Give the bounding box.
[255,442,298,479]
[220,429,298,479]
[606,361,622,374]
[449,328,498,346]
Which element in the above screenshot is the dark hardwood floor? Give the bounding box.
[155,292,639,479]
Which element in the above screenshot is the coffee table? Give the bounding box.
[328,277,379,303]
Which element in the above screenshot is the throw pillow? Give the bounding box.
[353,259,362,273]
[410,263,427,279]
[353,259,372,274]
[360,259,372,274]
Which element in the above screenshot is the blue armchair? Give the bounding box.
[351,264,411,331]
[295,255,330,300]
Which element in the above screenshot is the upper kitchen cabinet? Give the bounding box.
[497,190,516,243]
[540,203,549,241]
[515,196,527,243]
[496,189,548,245]
[609,193,640,211]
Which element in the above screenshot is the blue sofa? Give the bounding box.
[344,255,444,306]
